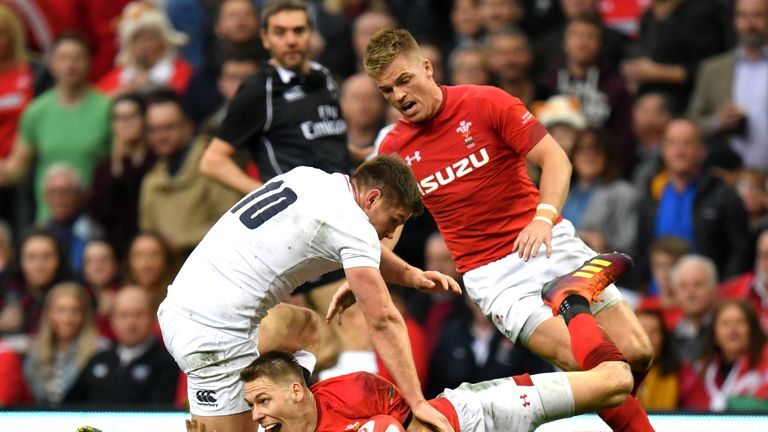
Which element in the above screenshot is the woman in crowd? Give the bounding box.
[636,308,681,410]
[0,229,71,334]
[0,5,34,224]
[561,127,639,255]
[125,231,175,310]
[98,1,191,96]
[81,239,121,340]
[23,282,106,405]
[89,93,155,257]
[680,299,768,411]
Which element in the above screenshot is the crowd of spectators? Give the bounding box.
[0,0,767,414]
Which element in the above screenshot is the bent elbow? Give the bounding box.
[199,150,216,177]
[367,310,400,333]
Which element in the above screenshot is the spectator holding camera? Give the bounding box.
[688,0,768,171]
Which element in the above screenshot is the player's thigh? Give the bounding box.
[566,361,633,414]
[258,303,322,354]
[186,353,255,418]
[441,373,576,432]
[595,301,654,370]
[158,304,257,418]
[525,316,579,371]
[191,411,255,432]
[463,219,622,347]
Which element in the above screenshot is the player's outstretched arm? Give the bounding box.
[345,266,454,432]
[199,137,262,195]
[326,250,461,324]
[514,134,571,261]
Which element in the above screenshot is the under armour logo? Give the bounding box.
[521,394,530,407]
[494,313,504,327]
[196,390,218,403]
[404,151,421,165]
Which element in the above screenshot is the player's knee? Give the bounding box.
[552,344,580,371]
[600,362,633,408]
[624,337,654,372]
[298,308,322,347]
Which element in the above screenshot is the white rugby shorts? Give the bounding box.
[158,301,258,416]
[441,372,575,432]
[462,219,623,345]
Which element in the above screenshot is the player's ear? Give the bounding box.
[365,189,381,209]
[290,382,303,402]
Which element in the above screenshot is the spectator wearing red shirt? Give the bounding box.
[721,229,768,333]
[679,299,768,411]
[0,340,31,405]
[98,2,192,97]
[0,5,33,223]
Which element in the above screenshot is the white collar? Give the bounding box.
[116,335,155,366]
[271,61,323,84]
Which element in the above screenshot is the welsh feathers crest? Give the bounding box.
[456,120,475,148]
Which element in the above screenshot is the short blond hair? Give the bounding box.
[364,28,421,79]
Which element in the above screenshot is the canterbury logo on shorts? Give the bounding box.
[195,390,218,405]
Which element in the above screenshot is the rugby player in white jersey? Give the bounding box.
[158,155,460,432]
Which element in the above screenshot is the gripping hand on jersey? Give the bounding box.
[512,218,553,262]
[412,400,455,432]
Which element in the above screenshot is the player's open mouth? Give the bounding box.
[264,423,282,432]
[401,101,416,113]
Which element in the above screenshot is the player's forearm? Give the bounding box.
[379,247,421,287]
[367,310,426,406]
[537,152,571,214]
[200,153,261,194]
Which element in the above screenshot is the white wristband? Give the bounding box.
[536,203,559,217]
[533,215,553,225]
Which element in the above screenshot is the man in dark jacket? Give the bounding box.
[65,286,178,405]
[636,118,751,285]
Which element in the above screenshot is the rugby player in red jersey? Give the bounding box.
[342,28,655,431]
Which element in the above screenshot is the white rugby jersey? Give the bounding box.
[162,166,380,335]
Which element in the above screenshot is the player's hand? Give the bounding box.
[411,400,455,432]
[325,282,356,325]
[409,270,462,296]
[512,219,553,262]
[185,419,216,432]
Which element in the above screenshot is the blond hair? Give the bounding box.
[0,5,28,66]
[28,282,100,379]
[363,28,421,79]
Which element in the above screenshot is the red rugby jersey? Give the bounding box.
[313,372,459,432]
[379,85,547,272]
